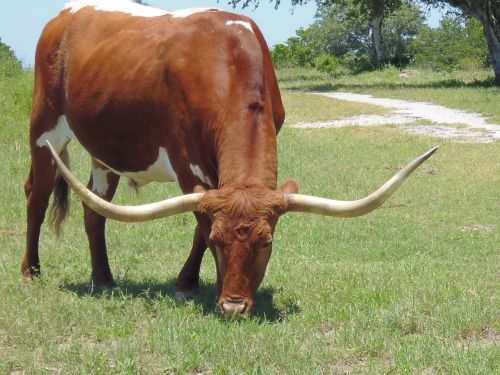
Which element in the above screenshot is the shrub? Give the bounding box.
[271,33,315,69]
[342,51,375,74]
[313,54,346,77]
[0,39,22,78]
[410,16,488,71]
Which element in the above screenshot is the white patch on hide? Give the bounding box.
[36,115,75,153]
[171,8,219,18]
[91,165,110,195]
[226,20,254,33]
[96,147,177,187]
[64,0,218,18]
[190,164,214,188]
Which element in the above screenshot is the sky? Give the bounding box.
[0,0,317,67]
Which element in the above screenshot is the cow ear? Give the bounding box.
[280,180,298,194]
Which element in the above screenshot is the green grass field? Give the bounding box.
[1,68,499,374]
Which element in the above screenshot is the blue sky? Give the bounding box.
[0,0,317,67]
[1,1,444,68]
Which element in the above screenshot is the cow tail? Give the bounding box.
[48,149,70,237]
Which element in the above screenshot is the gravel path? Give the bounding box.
[292,92,500,143]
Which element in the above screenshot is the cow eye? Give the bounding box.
[256,238,272,251]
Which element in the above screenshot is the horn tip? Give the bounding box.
[422,146,439,160]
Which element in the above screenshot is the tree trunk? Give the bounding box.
[479,6,500,85]
[487,32,500,85]
[457,1,500,85]
[371,12,385,68]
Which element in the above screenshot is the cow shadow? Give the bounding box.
[61,278,299,323]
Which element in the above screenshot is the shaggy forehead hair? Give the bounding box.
[198,186,287,219]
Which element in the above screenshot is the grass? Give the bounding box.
[0,67,499,374]
[278,67,500,124]
[280,91,385,125]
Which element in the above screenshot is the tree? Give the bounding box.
[0,38,22,78]
[284,1,422,68]
[410,15,488,70]
[223,0,404,68]
[322,0,401,66]
[310,1,372,58]
[420,0,500,84]
[272,29,316,67]
[226,0,499,83]
[383,1,425,66]
[270,1,423,74]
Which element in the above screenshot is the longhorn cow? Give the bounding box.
[23,0,437,317]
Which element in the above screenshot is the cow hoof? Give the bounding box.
[90,280,116,294]
[174,289,198,300]
[21,265,41,282]
[22,272,40,284]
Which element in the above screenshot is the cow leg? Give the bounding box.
[176,223,207,297]
[21,147,57,279]
[84,160,120,288]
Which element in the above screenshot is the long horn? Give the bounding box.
[46,141,203,222]
[285,147,438,218]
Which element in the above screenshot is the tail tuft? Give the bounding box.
[48,151,70,236]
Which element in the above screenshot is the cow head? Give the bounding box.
[46,141,437,319]
[197,182,298,317]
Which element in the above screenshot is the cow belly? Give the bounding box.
[96,147,178,187]
[35,116,177,187]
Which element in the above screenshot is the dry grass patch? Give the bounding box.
[281,90,387,125]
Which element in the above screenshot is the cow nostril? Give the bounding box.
[220,299,248,318]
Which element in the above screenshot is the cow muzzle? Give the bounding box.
[219,297,252,318]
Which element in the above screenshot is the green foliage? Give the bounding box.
[271,29,316,68]
[271,43,289,67]
[278,37,314,67]
[0,41,31,136]
[383,1,425,66]
[310,1,372,58]
[315,0,425,67]
[271,0,425,74]
[342,51,376,73]
[225,0,311,9]
[229,0,499,83]
[410,16,489,71]
[0,39,22,78]
[313,54,347,76]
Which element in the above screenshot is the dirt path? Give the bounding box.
[292,92,500,144]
